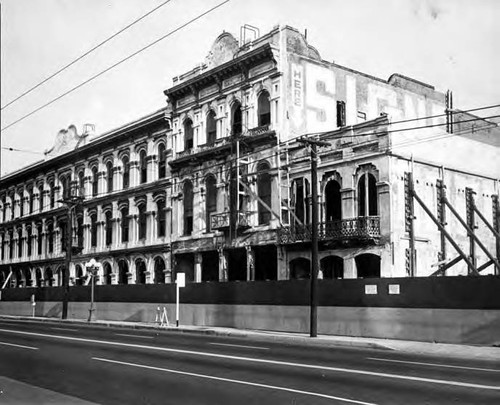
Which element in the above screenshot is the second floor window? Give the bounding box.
[17,229,23,258]
[205,176,217,232]
[183,181,193,236]
[258,91,271,127]
[90,214,97,247]
[358,173,378,217]
[107,161,114,193]
[184,119,194,150]
[37,225,43,255]
[92,167,99,197]
[122,156,130,189]
[337,100,346,127]
[206,111,217,145]
[140,150,147,184]
[158,144,166,179]
[105,211,113,246]
[47,224,54,253]
[121,207,129,243]
[27,228,32,257]
[257,162,272,225]
[157,200,166,238]
[138,205,147,240]
[231,102,242,136]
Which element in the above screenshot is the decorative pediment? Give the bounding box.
[44,125,87,158]
[204,32,239,69]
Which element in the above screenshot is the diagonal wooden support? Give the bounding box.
[413,190,478,275]
[444,197,500,274]
[430,256,462,276]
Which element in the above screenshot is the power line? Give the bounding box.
[0,0,231,133]
[0,111,497,218]
[2,146,45,155]
[1,0,175,111]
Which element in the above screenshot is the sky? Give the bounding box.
[1,0,499,176]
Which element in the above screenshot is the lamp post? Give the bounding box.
[85,258,100,322]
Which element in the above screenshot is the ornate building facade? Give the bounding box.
[1,25,498,289]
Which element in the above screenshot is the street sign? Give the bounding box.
[176,273,185,288]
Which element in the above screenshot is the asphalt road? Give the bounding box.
[0,318,499,404]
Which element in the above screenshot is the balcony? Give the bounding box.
[210,211,251,231]
[277,216,381,245]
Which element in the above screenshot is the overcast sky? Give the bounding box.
[1,0,499,176]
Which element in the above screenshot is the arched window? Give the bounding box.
[78,171,85,197]
[26,227,32,257]
[136,260,147,284]
[290,258,311,279]
[1,234,4,261]
[154,257,166,284]
[118,260,128,285]
[19,193,24,217]
[157,200,166,238]
[292,178,310,225]
[355,254,381,278]
[205,176,217,232]
[139,150,147,184]
[37,224,43,255]
[106,161,114,193]
[37,184,43,212]
[77,216,84,249]
[206,111,217,145]
[231,102,242,136]
[184,119,194,150]
[105,211,113,246]
[75,265,84,286]
[325,180,342,221]
[59,221,67,253]
[60,176,70,199]
[258,91,271,126]
[103,263,113,285]
[158,143,166,179]
[45,268,54,287]
[47,223,54,253]
[17,228,23,258]
[358,173,378,217]
[321,256,344,279]
[28,187,34,214]
[122,156,130,189]
[8,229,14,259]
[138,204,147,240]
[91,166,99,197]
[90,214,97,247]
[121,207,129,243]
[49,180,56,209]
[183,181,193,235]
[257,162,272,225]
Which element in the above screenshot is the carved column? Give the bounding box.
[218,249,228,282]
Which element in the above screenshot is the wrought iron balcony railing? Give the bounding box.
[277,216,381,244]
[210,211,252,231]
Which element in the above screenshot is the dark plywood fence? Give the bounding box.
[2,276,500,309]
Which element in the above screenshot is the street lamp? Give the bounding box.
[85,258,100,322]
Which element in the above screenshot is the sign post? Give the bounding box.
[175,273,185,327]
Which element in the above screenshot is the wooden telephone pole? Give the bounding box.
[297,137,330,337]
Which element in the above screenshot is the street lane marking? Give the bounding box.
[209,342,269,350]
[93,357,377,405]
[51,327,78,332]
[115,333,154,339]
[1,328,499,391]
[0,341,38,350]
[368,357,500,373]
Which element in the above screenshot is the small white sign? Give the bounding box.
[388,284,400,295]
[176,273,185,288]
[365,284,378,295]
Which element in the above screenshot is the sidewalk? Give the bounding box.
[1,315,499,362]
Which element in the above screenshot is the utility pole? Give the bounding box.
[297,136,330,338]
[60,195,83,320]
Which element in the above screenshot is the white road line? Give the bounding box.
[115,333,154,339]
[209,342,269,350]
[368,357,500,373]
[0,328,498,391]
[93,357,377,405]
[0,341,38,350]
[51,327,78,332]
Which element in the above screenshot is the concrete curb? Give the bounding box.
[2,315,500,360]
